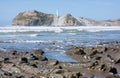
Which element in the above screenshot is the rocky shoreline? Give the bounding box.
[0,42,120,78]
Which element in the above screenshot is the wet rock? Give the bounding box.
[95,56,102,60]
[12,50,17,55]
[4,58,10,63]
[72,48,86,55]
[38,56,48,61]
[4,72,12,76]
[21,57,28,63]
[31,64,38,68]
[109,67,117,74]
[100,64,110,71]
[56,65,63,69]
[115,59,120,64]
[90,47,107,56]
[90,61,99,69]
[16,75,24,78]
[47,59,59,66]
[90,50,99,56]
[30,54,39,60]
[67,72,82,78]
[31,54,48,61]
[33,49,44,55]
[107,54,114,61]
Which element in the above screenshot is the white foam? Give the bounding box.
[1,40,64,43]
[0,26,120,33]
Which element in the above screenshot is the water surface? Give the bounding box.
[0,26,120,62]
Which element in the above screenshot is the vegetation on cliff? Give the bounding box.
[12,10,54,26]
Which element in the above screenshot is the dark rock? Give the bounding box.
[31,54,39,60]
[68,72,82,78]
[4,58,10,63]
[91,47,107,55]
[90,61,99,68]
[12,50,17,55]
[31,64,38,68]
[95,56,102,60]
[21,57,28,63]
[73,48,86,55]
[90,50,98,56]
[115,59,120,64]
[109,67,117,74]
[4,72,12,76]
[25,52,29,54]
[12,64,16,67]
[107,54,114,60]
[100,64,109,71]
[31,54,48,61]
[56,65,62,69]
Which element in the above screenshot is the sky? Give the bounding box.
[0,0,120,25]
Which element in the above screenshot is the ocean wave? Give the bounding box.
[0,34,42,37]
[0,26,120,33]
[0,40,64,43]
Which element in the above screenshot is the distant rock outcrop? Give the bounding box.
[58,14,83,26]
[12,10,120,26]
[12,10,54,26]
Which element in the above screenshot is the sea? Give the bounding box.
[0,26,120,62]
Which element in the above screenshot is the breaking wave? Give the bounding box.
[0,26,120,33]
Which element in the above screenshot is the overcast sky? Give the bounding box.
[0,0,120,25]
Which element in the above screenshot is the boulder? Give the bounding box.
[109,67,117,74]
[21,57,28,63]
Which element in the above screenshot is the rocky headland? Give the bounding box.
[12,10,120,26]
[0,41,120,78]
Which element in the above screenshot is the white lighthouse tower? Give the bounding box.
[54,9,59,26]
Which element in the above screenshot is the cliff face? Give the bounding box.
[58,14,83,26]
[12,10,54,26]
[12,10,120,26]
[12,10,83,26]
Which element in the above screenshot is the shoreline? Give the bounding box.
[0,41,120,78]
